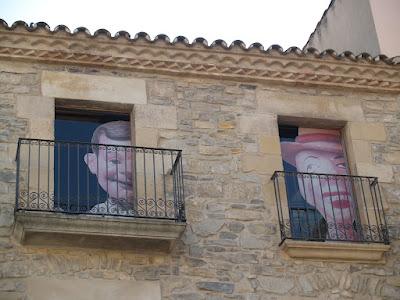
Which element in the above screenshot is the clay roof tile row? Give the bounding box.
[0,19,399,65]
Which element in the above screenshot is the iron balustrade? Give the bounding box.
[15,138,185,222]
[271,171,389,244]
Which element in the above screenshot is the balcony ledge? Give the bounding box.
[280,239,390,264]
[13,210,186,252]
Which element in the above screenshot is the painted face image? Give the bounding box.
[84,125,134,209]
[295,149,356,226]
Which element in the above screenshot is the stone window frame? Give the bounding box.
[257,92,392,263]
[13,70,186,252]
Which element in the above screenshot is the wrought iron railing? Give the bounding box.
[271,171,389,244]
[15,138,185,222]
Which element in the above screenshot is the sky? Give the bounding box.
[0,0,332,49]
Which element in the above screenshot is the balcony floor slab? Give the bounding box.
[280,239,390,264]
[13,210,186,252]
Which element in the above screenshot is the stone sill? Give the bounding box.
[13,210,186,252]
[280,239,390,264]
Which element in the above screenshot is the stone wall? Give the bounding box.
[0,59,399,300]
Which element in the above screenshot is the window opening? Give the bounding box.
[279,126,360,241]
[55,109,132,214]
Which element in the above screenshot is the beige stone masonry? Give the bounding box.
[356,163,394,183]
[257,91,365,122]
[16,95,54,119]
[41,71,147,105]
[29,119,54,140]
[194,121,215,129]
[241,154,283,175]
[347,122,387,141]
[135,128,159,148]
[26,277,161,300]
[239,113,277,135]
[259,135,281,155]
[16,95,55,139]
[349,139,373,164]
[135,104,177,130]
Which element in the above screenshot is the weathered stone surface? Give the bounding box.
[347,122,387,141]
[135,128,159,147]
[196,281,234,294]
[16,95,54,119]
[135,104,177,129]
[257,90,365,121]
[172,293,204,300]
[227,222,245,233]
[238,114,277,135]
[0,170,15,183]
[258,276,295,294]
[241,154,283,174]
[350,139,372,163]
[259,135,281,155]
[192,219,225,237]
[41,71,147,104]
[240,232,267,249]
[356,162,394,183]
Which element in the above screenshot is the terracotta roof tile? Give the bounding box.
[0,18,398,65]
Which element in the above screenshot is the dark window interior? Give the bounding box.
[54,109,130,212]
[279,125,324,240]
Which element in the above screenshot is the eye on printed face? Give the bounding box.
[94,134,133,202]
[295,149,356,224]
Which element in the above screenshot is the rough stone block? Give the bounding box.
[347,122,387,141]
[239,114,277,135]
[218,121,236,129]
[148,80,176,99]
[196,181,223,198]
[135,104,177,129]
[240,231,267,249]
[241,154,283,174]
[29,119,54,139]
[257,90,364,121]
[16,95,54,119]
[257,276,294,294]
[350,140,372,163]
[259,135,281,155]
[135,128,159,148]
[226,209,262,221]
[193,121,214,129]
[25,277,161,300]
[383,152,400,164]
[356,163,393,183]
[198,145,230,156]
[192,219,224,237]
[196,281,234,294]
[41,71,147,105]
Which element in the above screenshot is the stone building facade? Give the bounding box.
[0,20,399,299]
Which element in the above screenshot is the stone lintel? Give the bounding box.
[280,239,390,264]
[41,71,147,105]
[13,211,185,252]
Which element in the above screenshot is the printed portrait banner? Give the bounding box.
[54,113,177,218]
[54,114,133,214]
[280,127,358,241]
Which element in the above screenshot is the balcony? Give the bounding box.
[271,171,390,263]
[13,138,186,252]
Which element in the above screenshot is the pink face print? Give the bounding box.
[295,149,357,231]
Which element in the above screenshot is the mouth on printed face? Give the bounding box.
[108,178,133,190]
[322,192,352,209]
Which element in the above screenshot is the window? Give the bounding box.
[55,109,132,214]
[276,125,388,244]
